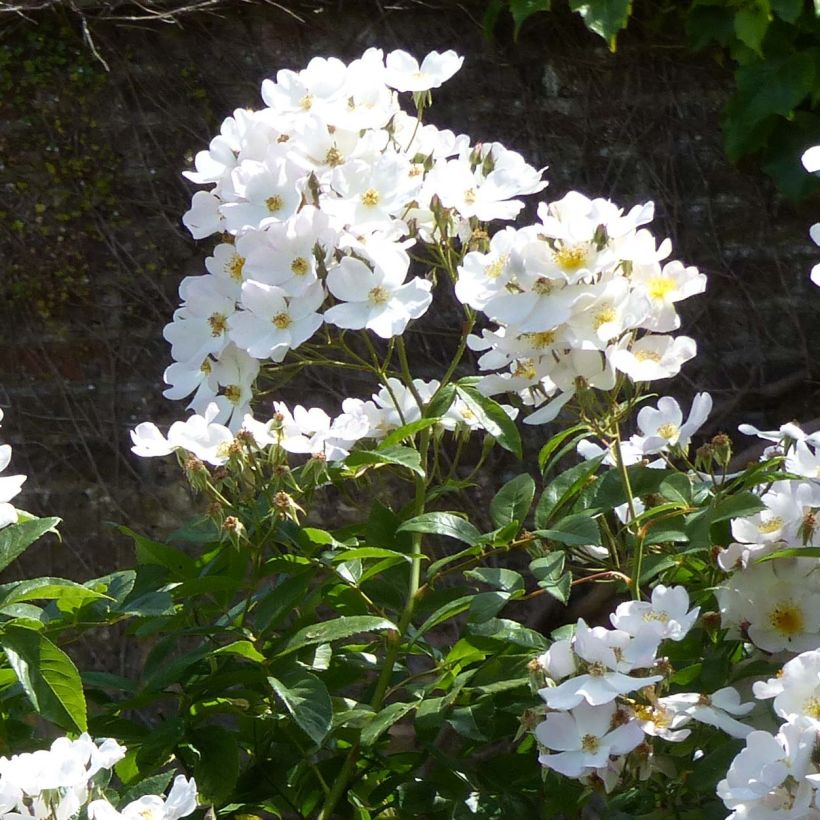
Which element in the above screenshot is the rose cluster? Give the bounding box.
[0,733,196,820]
[0,407,26,529]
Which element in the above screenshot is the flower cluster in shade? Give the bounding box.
[166,47,546,429]
[716,422,820,655]
[0,407,26,529]
[718,649,820,819]
[458,192,706,425]
[802,145,820,287]
[0,733,196,820]
[132,378,517,466]
[532,586,759,791]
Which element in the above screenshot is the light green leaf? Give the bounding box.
[268,670,332,745]
[570,0,632,49]
[734,1,771,54]
[0,517,60,573]
[328,547,410,563]
[1,625,87,731]
[360,700,417,746]
[398,512,481,546]
[344,445,424,477]
[381,418,440,447]
[454,384,522,458]
[213,640,266,663]
[489,474,535,528]
[280,615,397,655]
[0,577,108,612]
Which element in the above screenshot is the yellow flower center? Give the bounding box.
[200,358,212,374]
[369,286,389,305]
[512,359,536,381]
[647,277,676,301]
[581,734,600,753]
[642,609,671,623]
[224,384,242,405]
[803,696,820,718]
[272,312,292,329]
[463,187,477,204]
[266,195,284,213]
[553,245,587,271]
[528,330,557,349]
[291,257,309,276]
[227,254,245,281]
[486,254,509,280]
[208,312,228,337]
[361,188,380,207]
[325,146,343,166]
[593,304,616,330]
[532,277,554,295]
[587,661,607,677]
[656,423,679,441]
[769,603,805,637]
[299,94,313,110]
[634,349,662,363]
[758,517,784,534]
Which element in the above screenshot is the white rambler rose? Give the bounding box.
[753,649,820,723]
[0,441,25,529]
[659,687,754,739]
[716,558,820,654]
[130,423,176,459]
[454,227,525,310]
[162,355,218,406]
[323,256,432,339]
[536,637,577,683]
[383,49,464,92]
[164,403,234,466]
[730,487,804,546]
[196,344,260,430]
[737,421,815,446]
[565,277,649,349]
[632,259,706,333]
[635,702,691,742]
[228,280,324,361]
[182,190,223,239]
[802,145,820,174]
[608,334,697,382]
[88,775,197,820]
[610,584,699,642]
[260,56,348,120]
[371,377,439,430]
[634,392,712,455]
[535,700,644,778]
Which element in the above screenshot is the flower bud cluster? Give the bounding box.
[717,649,820,818]
[166,48,545,428]
[458,193,706,424]
[716,423,820,654]
[131,378,517,466]
[530,586,754,792]
[0,406,26,529]
[0,733,196,820]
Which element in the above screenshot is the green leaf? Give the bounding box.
[118,526,196,579]
[380,418,440,447]
[570,0,632,49]
[509,0,552,37]
[710,491,766,523]
[344,445,424,477]
[398,512,481,546]
[328,547,410,563]
[464,567,524,593]
[280,615,397,655]
[534,513,601,546]
[489,474,536,528]
[454,384,522,458]
[756,546,820,562]
[212,640,266,663]
[1,625,86,731]
[254,570,313,634]
[360,700,417,746]
[191,725,239,804]
[413,595,473,639]
[0,517,60,573]
[424,383,456,419]
[468,590,511,623]
[659,473,694,505]
[734,1,771,55]
[268,670,332,745]
[538,424,588,474]
[535,457,603,527]
[539,572,572,604]
[468,618,548,651]
[530,553,565,582]
[119,772,174,807]
[771,0,802,22]
[0,577,108,612]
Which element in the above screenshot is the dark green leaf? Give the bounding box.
[464,567,524,593]
[569,0,632,49]
[538,424,588,474]
[0,517,60,573]
[539,572,572,604]
[468,591,511,623]
[255,571,313,634]
[0,577,108,612]
[468,618,548,650]
[1,625,86,731]
[530,553,565,582]
[771,0,802,22]
[118,772,174,807]
[535,457,603,527]
[191,725,239,804]
[534,513,600,546]
[413,595,473,639]
[269,670,332,745]
[118,526,196,579]
[360,700,417,746]
[734,2,771,54]
[710,491,766,523]
[489,474,536,528]
[659,473,694,505]
[454,384,522,458]
[280,615,396,655]
[398,512,481,546]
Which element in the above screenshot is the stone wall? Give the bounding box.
[1,0,818,581]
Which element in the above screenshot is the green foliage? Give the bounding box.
[485,0,820,197]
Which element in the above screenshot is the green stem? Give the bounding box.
[612,428,642,600]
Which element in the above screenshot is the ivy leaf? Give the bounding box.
[268,670,332,746]
[0,517,60,573]
[489,474,535,528]
[569,0,632,50]
[1,625,87,731]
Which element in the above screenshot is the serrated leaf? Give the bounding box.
[489,474,535,528]
[268,670,332,745]
[360,700,417,746]
[1,625,86,731]
[344,445,424,477]
[328,547,410,563]
[468,618,549,650]
[538,424,588,474]
[771,0,802,21]
[659,473,693,505]
[710,491,767,523]
[0,577,108,612]
[192,725,239,804]
[0,517,60,573]
[398,512,481,546]
[280,615,396,655]
[118,772,174,807]
[454,384,522,458]
[534,513,600,546]
[464,567,524,593]
[530,553,565,581]
[538,572,572,604]
[254,570,313,634]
